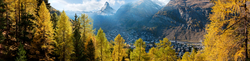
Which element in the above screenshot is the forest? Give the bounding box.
[0,0,250,61]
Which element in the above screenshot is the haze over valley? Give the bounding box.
[53,0,213,43]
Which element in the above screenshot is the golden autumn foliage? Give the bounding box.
[80,14,95,60]
[182,52,190,61]
[148,47,158,61]
[194,50,205,61]
[95,28,112,61]
[55,10,74,61]
[5,0,249,61]
[30,1,54,61]
[72,13,95,61]
[148,38,176,61]
[203,0,250,61]
[79,14,94,40]
[112,34,127,61]
[181,50,196,61]
[155,38,176,61]
[130,38,149,61]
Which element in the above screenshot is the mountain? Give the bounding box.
[115,0,161,20]
[64,2,115,19]
[57,0,214,43]
[115,0,162,27]
[91,0,164,43]
[50,7,61,15]
[149,0,213,41]
[97,2,115,15]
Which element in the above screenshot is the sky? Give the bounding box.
[48,0,170,12]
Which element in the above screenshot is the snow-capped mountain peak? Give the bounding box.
[98,2,115,15]
[101,2,112,11]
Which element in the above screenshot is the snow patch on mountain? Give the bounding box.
[97,2,116,15]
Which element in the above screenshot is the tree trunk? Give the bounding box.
[63,32,65,61]
[244,3,248,59]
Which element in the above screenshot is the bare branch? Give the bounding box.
[222,19,242,33]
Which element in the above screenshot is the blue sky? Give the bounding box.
[49,0,170,12]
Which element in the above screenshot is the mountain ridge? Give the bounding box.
[55,0,214,43]
[148,0,213,41]
[97,2,115,15]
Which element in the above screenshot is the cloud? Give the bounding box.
[151,0,170,6]
[49,0,126,11]
[117,0,125,4]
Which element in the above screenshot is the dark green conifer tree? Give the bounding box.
[16,43,27,61]
[0,0,6,42]
[51,13,58,29]
[86,39,95,61]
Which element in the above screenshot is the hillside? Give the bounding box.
[148,0,213,41]
[57,0,214,42]
[50,7,61,15]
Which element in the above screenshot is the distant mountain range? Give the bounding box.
[52,0,214,43]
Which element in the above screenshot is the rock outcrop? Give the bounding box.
[149,0,213,41]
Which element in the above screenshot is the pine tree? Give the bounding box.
[0,0,18,60]
[51,13,58,29]
[112,34,127,61]
[95,28,112,61]
[130,38,148,61]
[86,39,95,61]
[29,1,54,61]
[0,0,6,42]
[78,13,94,61]
[16,43,27,61]
[55,10,74,61]
[72,14,83,61]
[0,0,37,60]
[19,0,36,45]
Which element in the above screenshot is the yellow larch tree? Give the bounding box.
[79,14,94,41]
[72,13,95,61]
[30,1,54,61]
[194,50,205,61]
[182,52,190,61]
[148,47,158,61]
[203,0,250,60]
[130,38,149,61]
[1,0,38,60]
[156,38,176,61]
[189,49,196,61]
[80,14,95,60]
[112,34,127,61]
[55,10,74,61]
[181,49,196,61]
[95,28,112,61]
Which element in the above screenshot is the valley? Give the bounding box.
[1,0,250,60]
[64,0,213,43]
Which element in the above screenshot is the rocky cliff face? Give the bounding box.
[149,0,213,41]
